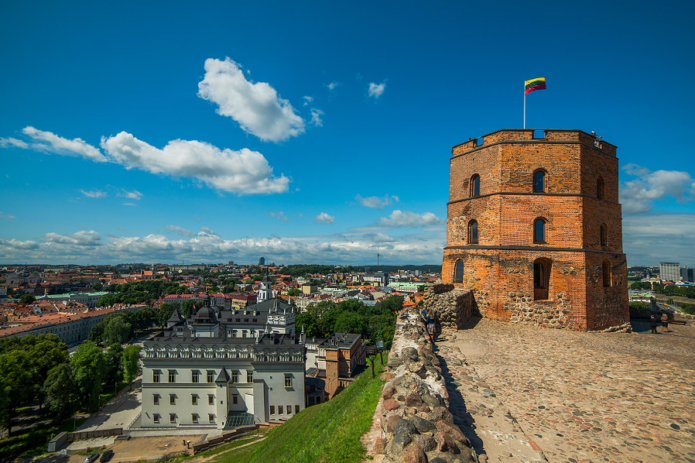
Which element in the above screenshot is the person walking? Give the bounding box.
[661,313,670,333]
[426,308,436,341]
[650,314,658,334]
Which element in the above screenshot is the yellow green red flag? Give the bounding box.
[524,77,546,95]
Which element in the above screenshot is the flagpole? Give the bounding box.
[523,82,526,129]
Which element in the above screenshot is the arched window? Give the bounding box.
[600,224,607,247]
[533,258,551,300]
[533,170,546,193]
[454,260,464,283]
[470,174,480,197]
[468,220,478,244]
[533,218,546,243]
[603,260,612,287]
[597,177,605,199]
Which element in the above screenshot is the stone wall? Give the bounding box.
[423,285,476,330]
[370,306,476,463]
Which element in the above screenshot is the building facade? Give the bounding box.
[660,262,681,283]
[442,129,629,331]
[141,305,305,429]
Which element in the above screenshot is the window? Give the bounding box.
[192,394,197,405]
[168,370,176,383]
[270,406,275,415]
[153,371,160,383]
[279,405,284,415]
[208,395,214,405]
[247,371,253,383]
[170,395,176,405]
[192,371,199,383]
[232,394,238,404]
[597,177,605,199]
[468,220,478,244]
[153,414,160,424]
[454,260,464,283]
[170,414,176,424]
[600,224,607,247]
[534,218,546,243]
[470,174,480,197]
[285,375,293,388]
[153,394,159,405]
[533,258,551,301]
[533,170,546,193]
[209,414,215,424]
[603,260,612,287]
[230,370,239,383]
[207,370,214,383]
[287,405,292,414]
[295,405,300,414]
[192,414,199,424]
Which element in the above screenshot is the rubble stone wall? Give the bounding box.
[371,306,476,463]
[423,285,476,330]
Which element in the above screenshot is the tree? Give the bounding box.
[334,312,367,336]
[0,376,11,437]
[43,364,77,422]
[88,322,106,344]
[71,342,106,411]
[122,345,141,390]
[181,300,197,318]
[287,288,301,297]
[0,350,35,435]
[19,294,35,305]
[104,344,124,386]
[103,316,131,345]
[157,303,177,326]
[295,312,320,338]
[91,282,103,291]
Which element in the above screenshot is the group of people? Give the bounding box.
[650,313,671,334]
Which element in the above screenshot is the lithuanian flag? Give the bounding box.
[525,77,546,95]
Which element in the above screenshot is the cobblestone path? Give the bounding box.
[437,319,695,462]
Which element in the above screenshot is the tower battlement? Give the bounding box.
[442,129,629,331]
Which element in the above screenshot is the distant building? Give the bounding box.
[35,291,109,309]
[660,262,681,283]
[363,272,389,286]
[681,267,694,283]
[301,284,318,295]
[258,257,265,266]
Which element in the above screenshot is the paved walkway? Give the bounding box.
[437,318,695,462]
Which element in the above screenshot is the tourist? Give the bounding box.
[426,308,436,341]
[661,313,670,333]
[650,315,659,334]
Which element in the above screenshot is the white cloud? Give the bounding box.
[368,81,386,99]
[623,213,695,265]
[327,82,341,91]
[197,57,305,142]
[378,210,442,228]
[101,131,289,195]
[79,190,107,198]
[355,194,399,209]
[20,127,107,162]
[44,230,101,247]
[200,227,218,236]
[620,164,695,213]
[310,108,324,127]
[303,96,313,106]
[0,212,16,220]
[362,233,395,243]
[121,189,143,200]
[166,225,195,237]
[268,212,290,222]
[0,228,446,265]
[315,212,335,224]
[0,137,29,149]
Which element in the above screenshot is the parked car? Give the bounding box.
[84,453,99,463]
[100,450,114,462]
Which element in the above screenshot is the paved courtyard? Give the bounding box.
[437,318,695,462]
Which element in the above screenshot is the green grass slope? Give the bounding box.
[217,355,387,463]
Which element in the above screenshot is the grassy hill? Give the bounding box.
[215,355,387,463]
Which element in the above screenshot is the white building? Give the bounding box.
[660,262,681,283]
[140,302,304,429]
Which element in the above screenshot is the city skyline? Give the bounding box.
[2,1,695,266]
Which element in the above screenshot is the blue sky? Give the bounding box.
[1,1,694,266]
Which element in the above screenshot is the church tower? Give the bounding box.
[257,273,274,303]
[442,129,629,331]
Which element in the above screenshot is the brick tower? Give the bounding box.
[442,129,629,331]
